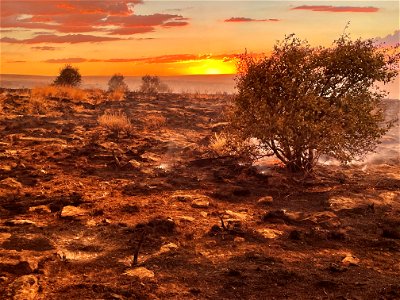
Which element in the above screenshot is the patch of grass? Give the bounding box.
[31,86,87,101]
[144,113,167,130]
[98,111,133,136]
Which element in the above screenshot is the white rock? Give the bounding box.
[124,267,155,279]
[60,206,86,218]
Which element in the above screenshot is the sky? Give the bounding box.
[0,0,399,76]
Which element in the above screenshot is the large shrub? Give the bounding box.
[53,64,82,87]
[229,34,399,172]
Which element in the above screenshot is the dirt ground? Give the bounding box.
[0,89,399,299]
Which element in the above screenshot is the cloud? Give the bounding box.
[1,34,122,44]
[43,53,239,64]
[224,17,279,23]
[0,1,189,42]
[162,21,189,27]
[1,1,141,17]
[374,30,400,47]
[44,58,87,63]
[292,5,379,13]
[31,46,58,51]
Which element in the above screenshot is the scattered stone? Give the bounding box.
[178,216,195,222]
[28,205,51,214]
[0,276,8,283]
[234,237,245,243]
[2,236,54,251]
[200,212,208,217]
[257,196,273,205]
[60,206,86,218]
[0,178,22,189]
[262,210,293,223]
[257,228,283,239]
[128,159,141,168]
[158,243,178,254]
[341,254,360,266]
[5,219,37,227]
[225,210,247,220]
[86,219,97,227]
[124,267,155,279]
[0,257,37,275]
[6,275,39,300]
[0,233,12,243]
[191,198,210,209]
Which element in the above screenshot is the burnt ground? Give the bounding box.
[0,89,399,299]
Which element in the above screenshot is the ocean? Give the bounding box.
[0,74,237,94]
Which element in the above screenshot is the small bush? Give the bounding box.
[53,64,82,87]
[209,133,229,156]
[98,111,133,136]
[140,75,170,94]
[108,74,129,92]
[143,113,167,130]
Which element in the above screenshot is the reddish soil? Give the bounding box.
[0,89,399,299]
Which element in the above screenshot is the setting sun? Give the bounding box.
[186,59,237,75]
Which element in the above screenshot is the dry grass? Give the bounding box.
[98,111,133,136]
[107,89,125,101]
[144,113,167,130]
[31,86,87,101]
[209,132,230,156]
[27,97,49,115]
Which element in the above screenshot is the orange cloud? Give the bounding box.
[292,5,379,13]
[0,1,189,42]
[1,34,122,44]
[42,53,239,64]
[224,17,279,23]
[31,46,59,51]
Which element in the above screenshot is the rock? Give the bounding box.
[0,178,22,189]
[257,228,283,239]
[60,206,86,218]
[0,257,37,275]
[191,198,210,209]
[0,276,8,283]
[341,254,360,266]
[128,159,141,168]
[28,205,51,214]
[225,210,247,220]
[257,196,273,205]
[0,233,12,243]
[124,267,155,279]
[159,243,178,254]
[177,216,195,222]
[6,275,39,300]
[5,219,37,226]
[234,237,245,243]
[200,212,208,217]
[2,236,54,251]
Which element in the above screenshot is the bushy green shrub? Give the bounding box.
[229,34,399,172]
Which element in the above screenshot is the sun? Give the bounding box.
[187,59,236,75]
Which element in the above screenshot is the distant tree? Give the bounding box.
[229,34,399,172]
[140,75,170,94]
[53,64,81,87]
[108,73,129,92]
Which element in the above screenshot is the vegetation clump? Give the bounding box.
[108,74,129,93]
[53,64,82,87]
[98,111,133,137]
[229,34,399,172]
[140,75,170,94]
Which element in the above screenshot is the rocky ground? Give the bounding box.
[0,89,399,299]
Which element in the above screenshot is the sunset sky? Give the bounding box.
[0,1,399,76]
